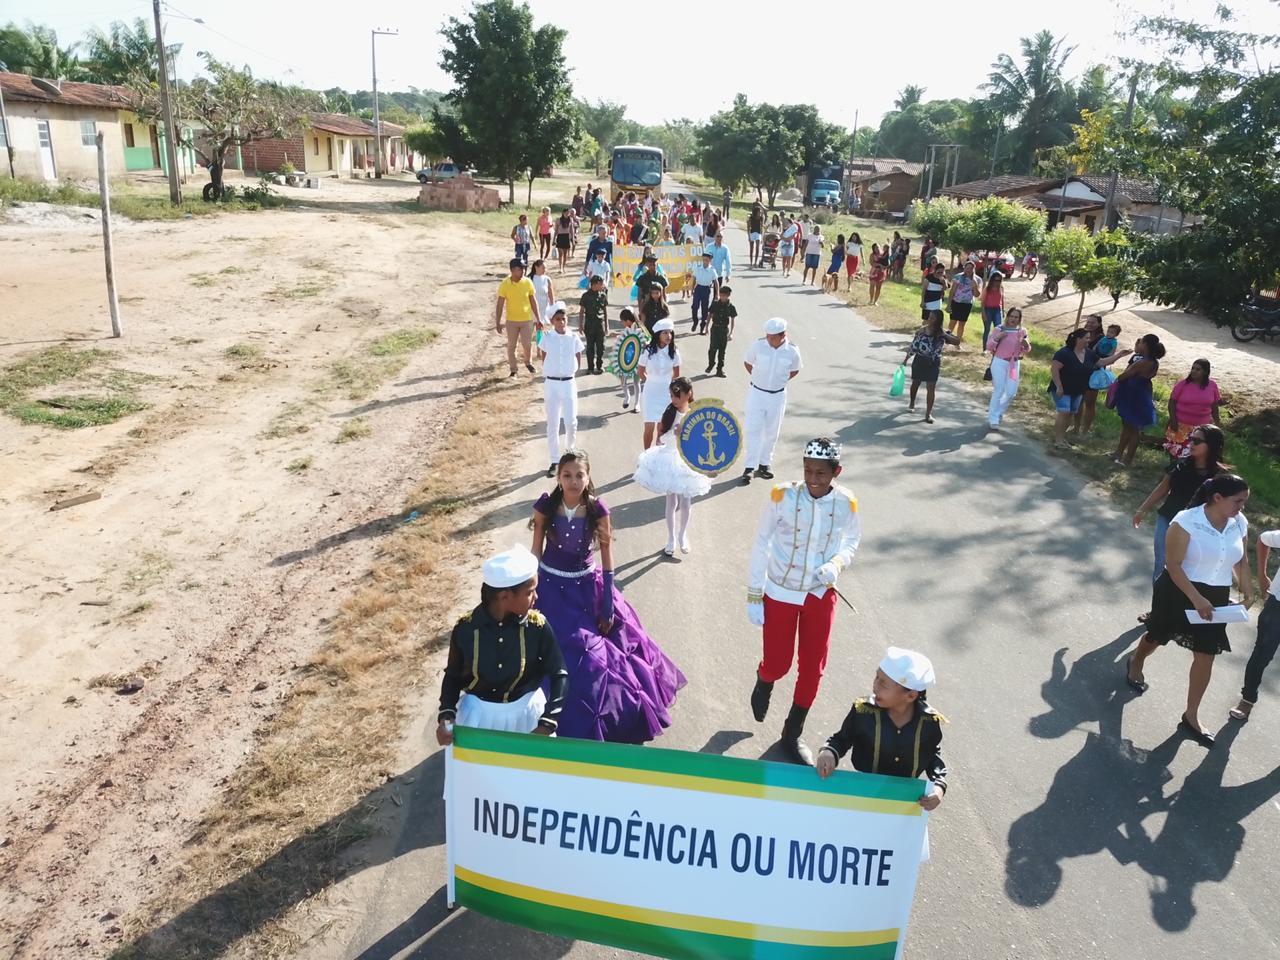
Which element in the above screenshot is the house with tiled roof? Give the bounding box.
[242,113,416,178]
[845,157,925,214]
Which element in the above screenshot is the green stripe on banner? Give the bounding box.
[454,726,923,805]
[456,878,898,960]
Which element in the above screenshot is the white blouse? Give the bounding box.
[638,347,681,380]
[1171,505,1248,586]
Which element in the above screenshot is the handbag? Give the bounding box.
[983,365,993,381]
[1105,379,1121,409]
[889,364,906,397]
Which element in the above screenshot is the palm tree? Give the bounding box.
[894,84,926,110]
[985,30,1077,173]
[82,18,177,85]
[0,21,83,79]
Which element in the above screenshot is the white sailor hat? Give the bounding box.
[550,301,567,316]
[763,317,788,335]
[879,646,936,692]
[803,437,841,461]
[482,545,539,589]
[651,318,675,333]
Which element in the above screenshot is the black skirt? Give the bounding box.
[911,355,941,384]
[1146,571,1231,655]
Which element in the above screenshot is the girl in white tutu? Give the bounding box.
[638,318,682,449]
[634,377,711,556]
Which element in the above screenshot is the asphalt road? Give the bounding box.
[310,224,1279,960]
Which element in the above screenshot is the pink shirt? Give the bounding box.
[1170,378,1220,425]
[988,326,1031,360]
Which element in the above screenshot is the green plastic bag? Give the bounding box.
[889,364,906,397]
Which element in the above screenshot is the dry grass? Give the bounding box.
[114,369,535,960]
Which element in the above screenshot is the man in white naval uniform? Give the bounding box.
[739,316,802,486]
[538,301,583,478]
[746,438,861,764]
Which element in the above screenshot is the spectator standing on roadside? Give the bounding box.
[495,258,542,378]
[867,244,889,306]
[1110,333,1167,466]
[801,226,824,286]
[845,232,863,290]
[722,186,733,219]
[980,273,1005,349]
[748,203,766,268]
[1164,359,1222,459]
[1133,425,1228,607]
[537,206,553,260]
[1048,329,1130,447]
[946,261,981,349]
[1070,315,1107,436]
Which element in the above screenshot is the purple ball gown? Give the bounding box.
[533,493,685,743]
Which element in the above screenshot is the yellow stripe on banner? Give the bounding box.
[451,748,921,817]
[455,865,899,948]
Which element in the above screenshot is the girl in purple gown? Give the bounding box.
[530,449,686,743]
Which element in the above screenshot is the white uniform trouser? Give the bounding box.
[987,356,1020,426]
[743,385,786,469]
[544,378,578,463]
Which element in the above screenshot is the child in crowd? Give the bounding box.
[510,214,532,266]
[1097,323,1121,358]
[704,284,737,377]
[538,302,583,477]
[537,206,553,260]
[531,450,685,743]
[639,318,681,449]
[609,308,645,412]
[634,377,711,556]
[578,274,609,376]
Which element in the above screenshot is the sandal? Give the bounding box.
[1228,699,1254,722]
[1124,655,1148,694]
[1178,714,1215,747]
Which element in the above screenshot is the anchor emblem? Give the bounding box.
[696,419,725,468]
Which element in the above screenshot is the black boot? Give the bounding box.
[750,677,773,722]
[781,704,814,766]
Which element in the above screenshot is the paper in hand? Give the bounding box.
[1185,604,1250,624]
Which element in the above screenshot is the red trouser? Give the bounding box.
[757,591,838,709]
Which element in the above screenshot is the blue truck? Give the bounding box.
[805,164,845,209]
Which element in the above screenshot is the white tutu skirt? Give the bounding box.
[634,436,711,498]
[456,688,547,733]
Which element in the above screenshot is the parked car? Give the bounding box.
[417,162,462,184]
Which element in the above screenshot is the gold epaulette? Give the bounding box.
[853,698,874,714]
[456,611,473,625]
[849,495,858,513]
[770,483,789,503]
[924,708,949,724]
[526,610,547,627]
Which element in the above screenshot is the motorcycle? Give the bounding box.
[1042,273,1062,300]
[1230,299,1280,342]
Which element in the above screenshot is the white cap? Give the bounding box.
[879,646,936,691]
[482,545,539,589]
[651,318,675,333]
[803,438,841,461]
[550,301,567,316]
[764,317,788,335]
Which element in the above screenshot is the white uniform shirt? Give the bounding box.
[638,346,682,381]
[1171,505,1248,586]
[541,329,583,378]
[744,337,803,391]
[748,481,862,605]
[1263,530,1280,600]
[586,258,612,281]
[691,263,719,288]
[681,223,703,244]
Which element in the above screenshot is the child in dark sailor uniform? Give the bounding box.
[436,545,568,745]
[816,647,947,860]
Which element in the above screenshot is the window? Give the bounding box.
[81,120,97,146]
[123,123,135,148]
[314,136,319,156]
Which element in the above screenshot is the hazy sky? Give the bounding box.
[29,0,1280,128]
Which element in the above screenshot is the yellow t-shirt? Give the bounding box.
[498,276,536,323]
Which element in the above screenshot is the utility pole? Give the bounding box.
[95,132,123,338]
[152,0,181,204]
[988,123,1002,181]
[1102,68,1141,231]
[370,27,398,179]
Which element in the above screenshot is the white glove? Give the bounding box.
[746,600,766,627]
[815,563,839,587]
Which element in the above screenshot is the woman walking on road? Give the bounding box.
[845,233,862,289]
[779,217,800,277]
[980,273,1005,349]
[1110,333,1167,466]
[554,208,575,274]
[903,314,960,423]
[1125,474,1254,746]
[867,244,888,306]
[1231,527,1280,722]
[1133,424,1228,618]
[985,307,1031,430]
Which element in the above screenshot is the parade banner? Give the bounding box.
[446,727,928,960]
[614,242,704,289]
[677,400,742,476]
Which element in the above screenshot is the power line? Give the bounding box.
[161,2,305,82]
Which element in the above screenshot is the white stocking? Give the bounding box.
[677,495,692,544]
[664,494,678,547]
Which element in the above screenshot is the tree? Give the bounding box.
[130,53,319,200]
[439,0,577,203]
[82,18,176,85]
[1069,5,1280,322]
[895,85,926,110]
[577,99,626,174]
[985,30,1077,173]
[944,196,1046,258]
[851,126,877,156]
[570,130,599,171]
[1044,227,1137,326]
[876,99,967,162]
[781,104,849,171]
[695,97,803,207]
[909,197,963,255]
[404,123,448,165]
[0,21,83,79]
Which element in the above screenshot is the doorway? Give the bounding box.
[36,120,56,179]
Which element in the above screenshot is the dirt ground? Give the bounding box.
[0,174,514,957]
